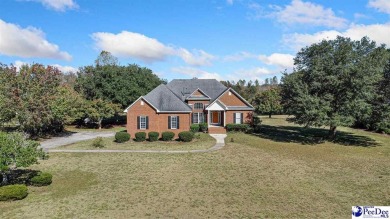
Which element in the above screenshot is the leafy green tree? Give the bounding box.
[0,132,46,185]
[254,87,282,118]
[85,99,121,129]
[76,52,164,108]
[49,85,87,132]
[281,36,388,138]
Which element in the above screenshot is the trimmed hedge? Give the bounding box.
[0,184,28,201]
[178,131,194,142]
[134,132,146,142]
[162,131,175,141]
[30,172,52,186]
[115,132,130,143]
[199,123,208,132]
[190,124,200,132]
[148,132,159,142]
[226,123,250,132]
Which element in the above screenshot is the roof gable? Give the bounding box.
[186,88,211,100]
[167,79,226,101]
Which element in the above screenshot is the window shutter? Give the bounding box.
[240,113,243,124]
[233,113,236,124]
[177,116,180,129]
[168,116,171,129]
[137,116,140,129]
[146,116,149,129]
[191,113,194,124]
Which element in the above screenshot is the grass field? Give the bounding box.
[1,116,389,218]
[57,133,215,151]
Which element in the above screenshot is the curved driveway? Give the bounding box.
[44,134,227,154]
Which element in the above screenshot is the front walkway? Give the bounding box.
[47,134,227,154]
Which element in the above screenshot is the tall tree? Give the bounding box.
[76,53,164,108]
[281,36,389,138]
[253,87,282,118]
[85,99,120,129]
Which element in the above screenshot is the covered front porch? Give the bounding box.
[206,100,227,134]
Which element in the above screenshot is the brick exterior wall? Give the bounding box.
[225,111,253,125]
[126,98,191,138]
[219,91,247,106]
[187,100,210,124]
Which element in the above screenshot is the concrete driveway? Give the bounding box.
[40,131,115,150]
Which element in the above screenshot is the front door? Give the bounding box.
[212,111,220,124]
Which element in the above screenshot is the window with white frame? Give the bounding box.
[194,103,203,109]
[192,112,204,124]
[140,116,147,129]
[171,116,178,129]
[235,113,242,124]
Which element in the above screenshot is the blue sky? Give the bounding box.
[0,0,389,83]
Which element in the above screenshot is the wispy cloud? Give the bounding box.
[92,31,215,66]
[21,0,78,11]
[0,19,72,60]
[249,0,347,29]
[283,23,390,51]
[368,0,390,14]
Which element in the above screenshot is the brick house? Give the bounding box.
[124,79,254,136]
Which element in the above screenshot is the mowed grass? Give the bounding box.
[1,116,389,218]
[57,133,215,151]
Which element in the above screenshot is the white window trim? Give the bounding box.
[140,116,147,129]
[192,112,204,124]
[171,116,178,129]
[235,113,241,124]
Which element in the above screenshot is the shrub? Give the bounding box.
[0,184,28,201]
[162,131,175,141]
[148,132,159,142]
[30,172,52,186]
[92,137,104,148]
[134,132,146,142]
[178,131,194,142]
[253,117,262,126]
[115,132,130,143]
[226,123,250,132]
[190,124,200,132]
[199,123,208,132]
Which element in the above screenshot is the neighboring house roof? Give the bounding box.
[167,79,227,101]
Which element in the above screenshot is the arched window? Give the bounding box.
[194,103,203,109]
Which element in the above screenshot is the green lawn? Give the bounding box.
[1,116,389,218]
[57,133,215,151]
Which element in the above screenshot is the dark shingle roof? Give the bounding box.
[167,79,227,101]
[143,84,192,112]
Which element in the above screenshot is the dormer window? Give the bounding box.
[194,103,203,109]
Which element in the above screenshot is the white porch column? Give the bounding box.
[224,111,226,127]
[208,110,210,128]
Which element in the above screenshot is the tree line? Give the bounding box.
[0,51,164,137]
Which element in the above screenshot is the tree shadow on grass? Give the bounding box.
[1,169,40,186]
[253,125,379,147]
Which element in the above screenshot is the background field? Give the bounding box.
[1,116,389,218]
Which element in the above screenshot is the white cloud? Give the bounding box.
[0,19,72,60]
[223,51,257,62]
[22,0,78,11]
[52,64,77,73]
[13,61,77,73]
[171,67,223,81]
[176,48,215,66]
[251,0,347,28]
[258,53,295,69]
[227,0,234,5]
[283,23,390,51]
[368,0,390,14]
[92,31,215,66]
